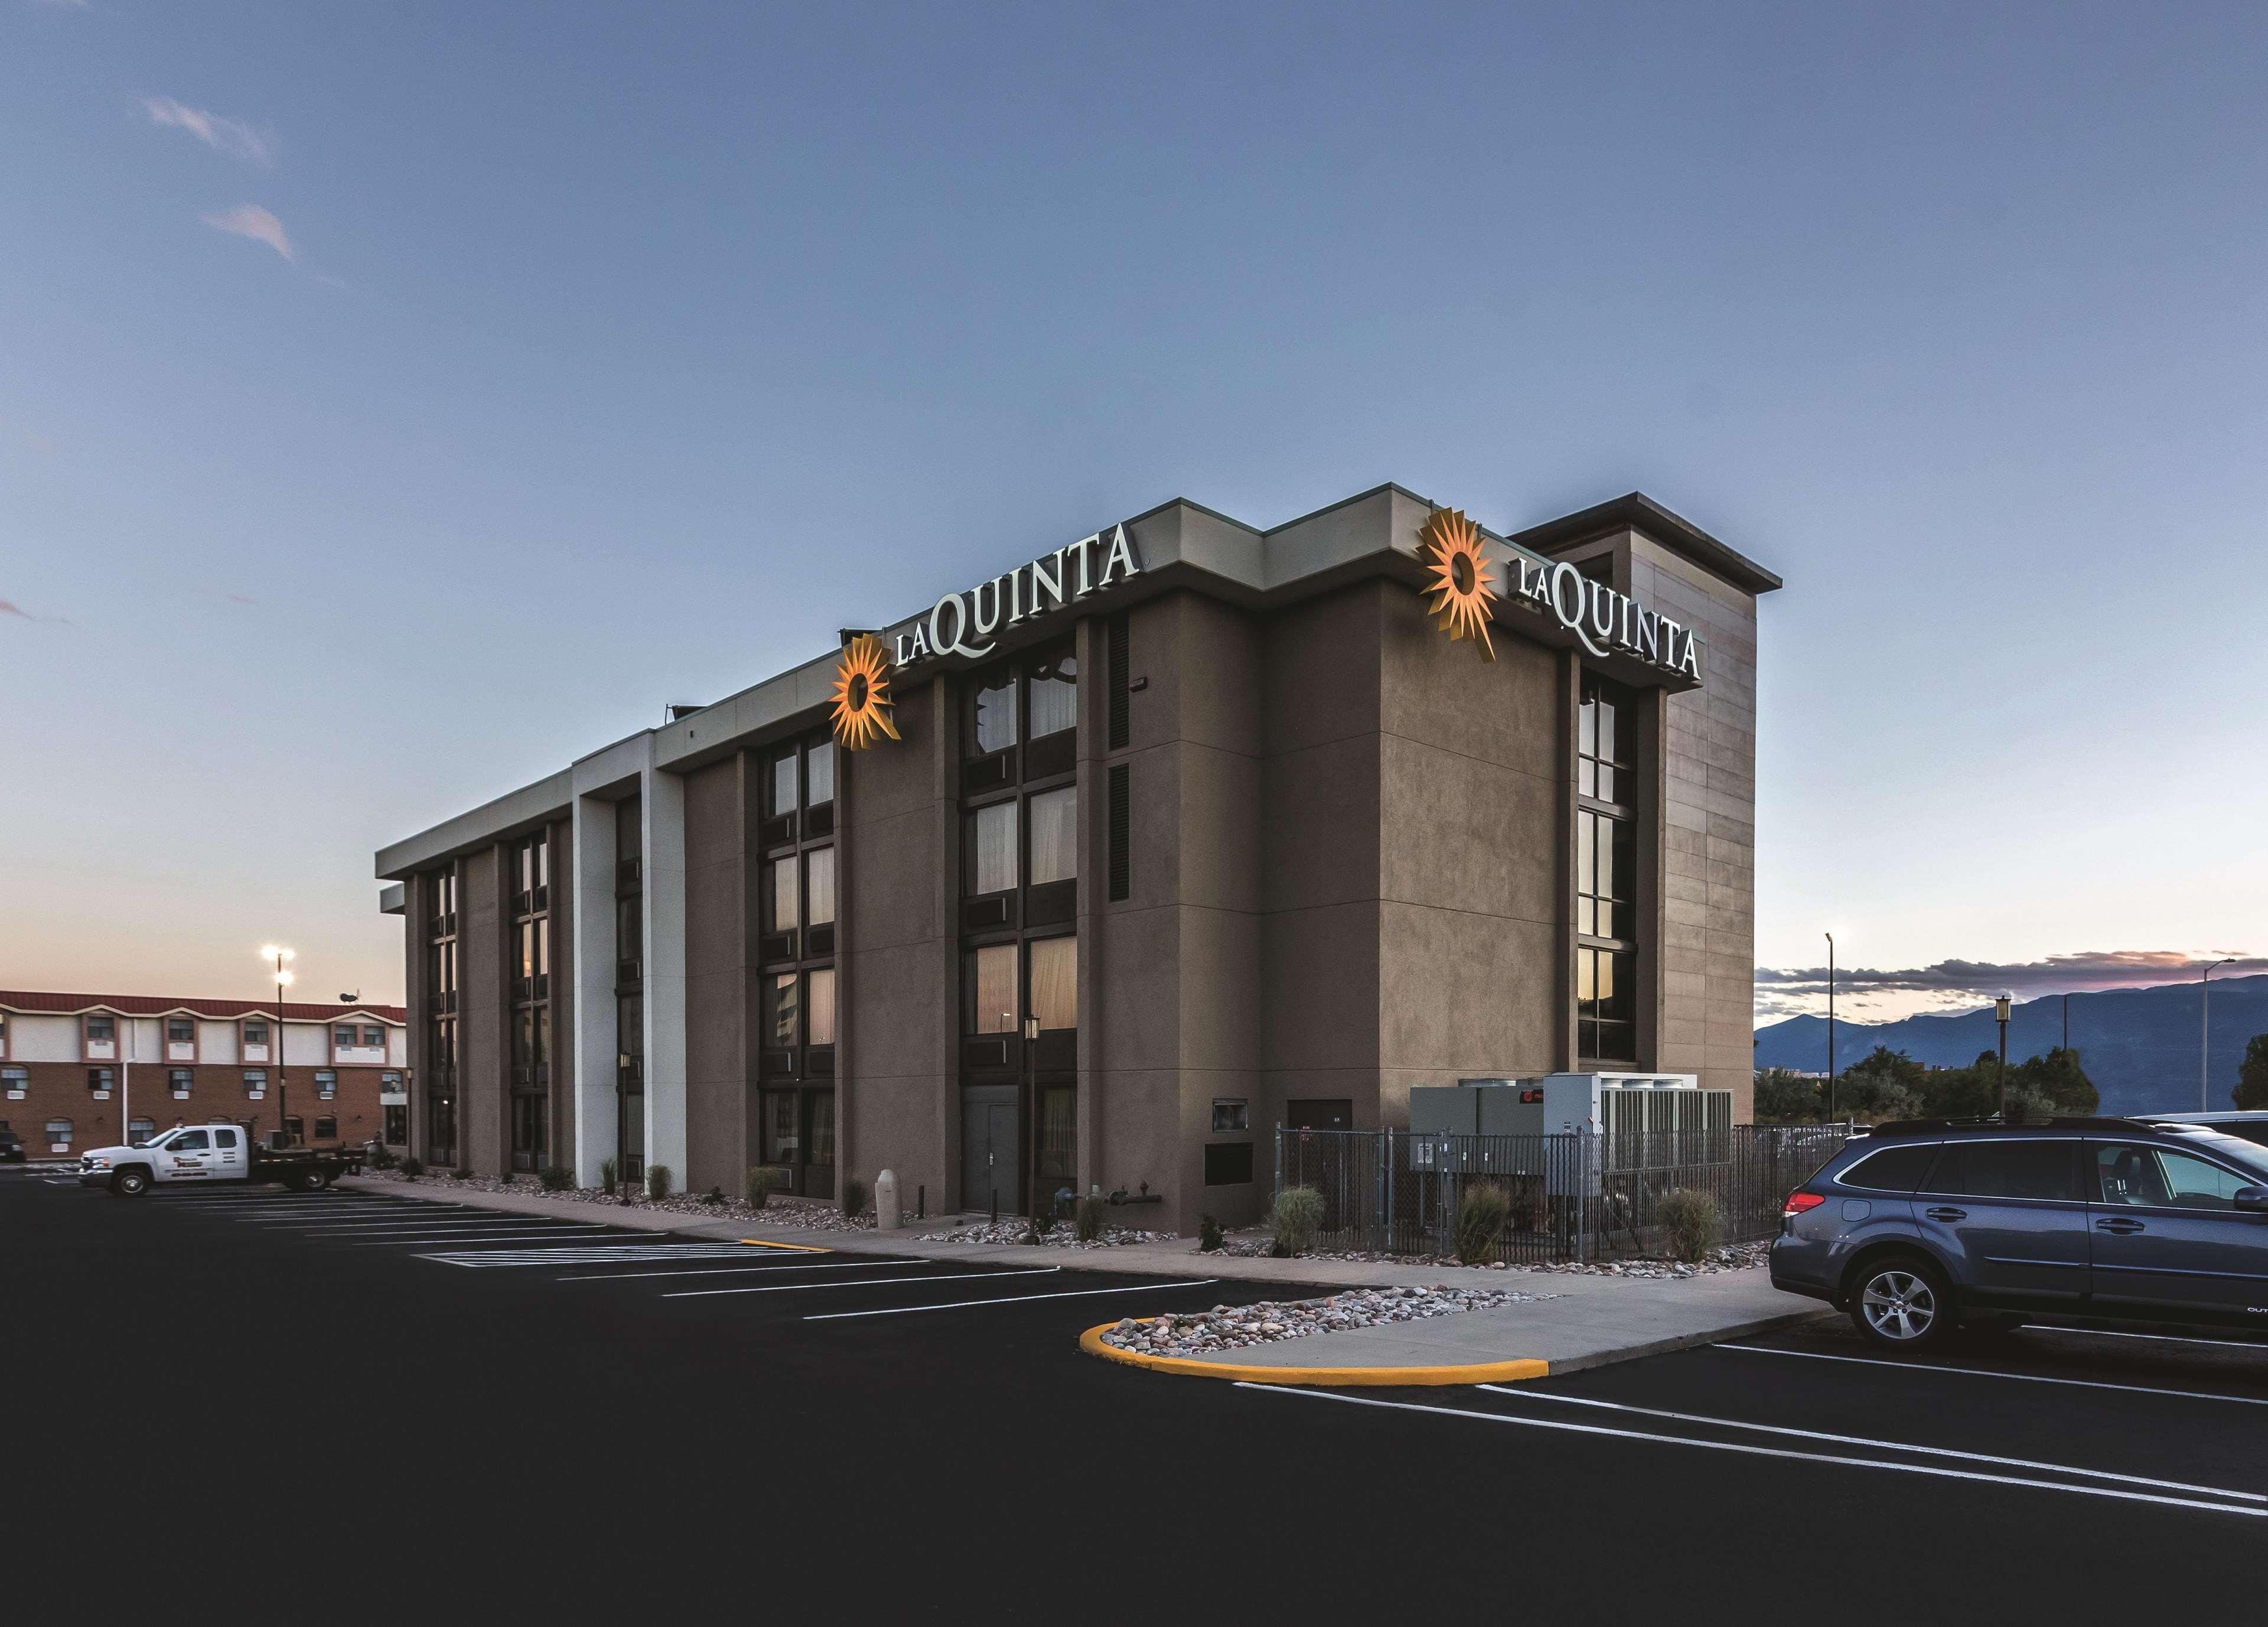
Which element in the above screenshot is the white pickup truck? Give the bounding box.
[77,1124,366,1196]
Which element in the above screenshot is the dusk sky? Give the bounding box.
[3,3,2263,1021]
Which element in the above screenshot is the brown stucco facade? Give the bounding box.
[377,485,1778,1239]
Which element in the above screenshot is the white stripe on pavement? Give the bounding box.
[1473,1386,2266,1502]
[279,1218,599,1234]
[1715,1343,2268,1408]
[663,1267,1058,1300]
[2026,1325,2268,1353]
[558,1259,951,1282]
[357,1229,637,1247]
[417,1244,780,1267]
[806,1278,1221,1321]
[1241,1386,2266,1518]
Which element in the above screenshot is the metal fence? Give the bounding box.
[1273,1123,1853,1263]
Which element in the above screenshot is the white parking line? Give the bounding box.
[1473,1386,2267,1502]
[1242,1386,2266,1518]
[806,1278,1222,1321]
[278,1218,597,1234]
[357,1229,635,1246]
[663,1267,1058,1300]
[419,1244,784,1267]
[1715,1344,2268,1407]
[2026,1326,2268,1353]
[241,1207,487,1221]
[558,1259,951,1282]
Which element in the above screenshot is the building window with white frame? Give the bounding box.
[169,1068,193,1098]
[45,1117,73,1151]
[315,1069,337,1099]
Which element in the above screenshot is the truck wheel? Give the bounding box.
[286,1171,316,1193]
[110,1168,150,1198]
[303,1168,332,1191]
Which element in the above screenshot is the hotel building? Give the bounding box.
[373,485,1778,1234]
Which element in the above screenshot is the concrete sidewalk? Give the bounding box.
[341,1175,1832,1377]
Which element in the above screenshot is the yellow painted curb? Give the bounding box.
[1080,1320,1549,1387]
[739,1239,832,1253]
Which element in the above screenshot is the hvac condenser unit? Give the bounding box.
[1407,1073,1731,1192]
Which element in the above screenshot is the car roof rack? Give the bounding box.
[1860,1115,2207,1141]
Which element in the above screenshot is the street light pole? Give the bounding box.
[1995,994,2013,1120]
[261,946,296,1146]
[1825,932,1836,1121]
[2204,958,2237,1111]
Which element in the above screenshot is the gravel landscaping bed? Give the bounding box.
[1100,1283,1557,1358]
[913,1220,1176,1249]
[1203,1235,1770,1278]
[359,1169,876,1230]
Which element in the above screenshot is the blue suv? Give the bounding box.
[1770,1118,2268,1351]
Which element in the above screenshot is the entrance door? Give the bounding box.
[510,1095,546,1173]
[962,1085,1019,1216]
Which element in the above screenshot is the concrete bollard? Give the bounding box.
[874,1168,903,1232]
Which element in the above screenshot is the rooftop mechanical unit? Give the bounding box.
[1407,1073,1731,1194]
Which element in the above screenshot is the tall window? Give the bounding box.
[615,796,644,1181]
[424,862,460,1165]
[755,732,839,1198]
[1575,673,1638,1064]
[959,639,1083,1213]
[509,831,553,1172]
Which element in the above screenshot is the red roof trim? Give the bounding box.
[0,991,406,1024]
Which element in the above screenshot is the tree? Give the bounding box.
[2236,1034,2268,1111]
[1752,1068,1824,1123]
[2010,1046,2098,1115]
[1914,1055,1997,1120]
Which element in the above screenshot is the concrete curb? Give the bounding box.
[1080,1302,1836,1386]
[1080,1320,1550,1386]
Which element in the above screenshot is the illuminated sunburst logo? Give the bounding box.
[1417,507,1498,661]
[830,633,902,751]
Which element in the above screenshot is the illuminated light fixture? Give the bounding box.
[830,633,901,751]
[1416,508,1498,661]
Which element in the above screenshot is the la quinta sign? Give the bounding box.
[892,525,1141,668]
[1508,556,1704,682]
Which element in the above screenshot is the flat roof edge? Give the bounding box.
[1514,492,1783,594]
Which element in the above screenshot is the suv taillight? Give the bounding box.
[1782,1191,1827,1216]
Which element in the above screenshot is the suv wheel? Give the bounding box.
[1850,1255,1948,1351]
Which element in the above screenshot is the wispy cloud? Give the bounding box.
[201,204,294,262]
[1755,950,2268,1020]
[226,593,257,605]
[0,597,72,625]
[144,97,272,165]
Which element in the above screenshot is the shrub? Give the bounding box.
[645,1164,672,1202]
[840,1178,867,1219]
[745,1166,777,1209]
[1022,1213,1054,1245]
[367,1143,398,1170]
[599,1157,618,1195]
[538,1164,572,1192]
[1656,1188,1722,1262]
[397,1157,424,1180]
[495,1169,516,1187]
[1198,1213,1224,1252]
[1270,1186,1324,1257]
[1453,1183,1512,1264]
[1073,1195,1107,1243]
[699,1185,726,1206]
[454,1163,478,1181]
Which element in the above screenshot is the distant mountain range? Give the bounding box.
[1751,974,2268,1117]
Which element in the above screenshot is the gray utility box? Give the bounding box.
[1407,1073,1723,1193]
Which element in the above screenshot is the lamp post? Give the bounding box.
[2203,958,2237,1111]
[260,946,295,1146]
[1824,933,1836,1121]
[1995,994,2012,1119]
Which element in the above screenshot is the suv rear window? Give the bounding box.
[1837,1144,1940,1192]
[1921,1140,2083,1202]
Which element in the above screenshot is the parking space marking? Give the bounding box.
[1473,1385,2266,1502]
[663,1266,1059,1300]
[276,1218,607,1234]
[363,1229,640,1247]
[558,1259,950,1282]
[2026,1326,2268,1353]
[240,1206,490,1221]
[806,1277,1222,1321]
[1717,1343,2268,1407]
[1240,1386,2267,1518]
[417,1243,793,1267]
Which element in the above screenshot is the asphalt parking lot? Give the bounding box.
[8,1170,2266,1618]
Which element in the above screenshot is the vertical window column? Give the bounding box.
[1575,673,1638,1065]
